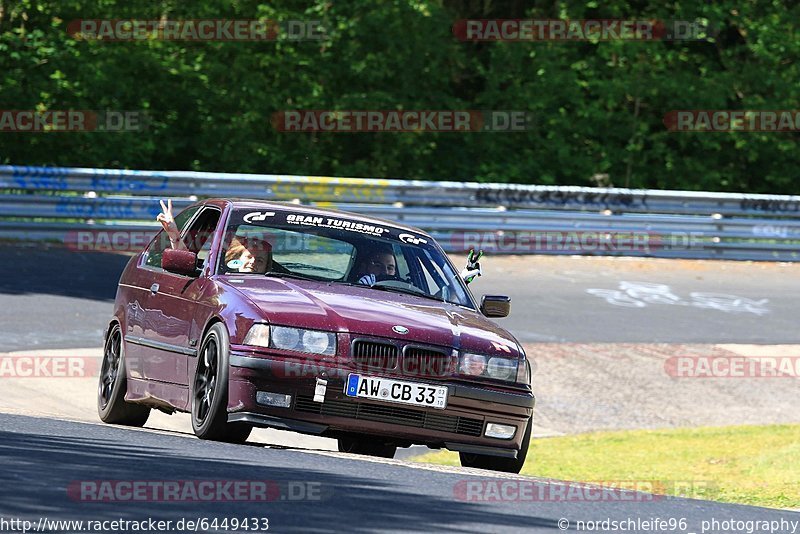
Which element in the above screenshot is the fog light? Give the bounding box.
[485,422,516,440]
[256,391,292,408]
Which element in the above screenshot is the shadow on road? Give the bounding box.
[0,417,556,533]
[0,244,130,301]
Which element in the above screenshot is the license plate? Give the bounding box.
[344,374,448,410]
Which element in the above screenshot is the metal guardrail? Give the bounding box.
[1,165,799,261]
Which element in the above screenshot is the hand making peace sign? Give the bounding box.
[156,199,185,250]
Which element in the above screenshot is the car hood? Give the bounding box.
[220,277,521,357]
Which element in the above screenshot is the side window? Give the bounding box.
[144,206,200,268]
[183,208,222,266]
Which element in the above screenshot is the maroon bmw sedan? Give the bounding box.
[98,199,534,473]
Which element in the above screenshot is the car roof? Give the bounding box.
[204,198,431,237]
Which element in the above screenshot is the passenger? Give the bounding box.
[225,236,272,274]
[157,199,271,273]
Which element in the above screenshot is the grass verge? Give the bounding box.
[413,424,800,509]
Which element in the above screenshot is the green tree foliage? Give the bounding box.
[1,0,798,193]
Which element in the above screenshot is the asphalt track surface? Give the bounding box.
[2,244,800,531]
[473,255,800,344]
[2,413,797,533]
[1,244,799,351]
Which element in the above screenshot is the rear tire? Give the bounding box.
[191,323,252,443]
[459,415,532,473]
[338,434,397,458]
[97,324,150,427]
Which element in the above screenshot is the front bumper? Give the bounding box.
[228,352,535,457]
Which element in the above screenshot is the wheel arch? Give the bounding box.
[200,316,227,347]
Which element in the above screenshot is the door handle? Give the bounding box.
[150,283,159,294]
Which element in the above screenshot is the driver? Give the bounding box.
[357,248,398,286]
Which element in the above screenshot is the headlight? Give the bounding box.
[243,324,270,348]
[459,353,487,376]
[272,326,300,349]
[486,357,517,381]
[459,352,519,382]
[302,329,331,354]
[271,326,336,356]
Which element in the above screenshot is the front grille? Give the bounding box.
[352,340,398,371]
[402,346,454,378]
[294,395,483,437]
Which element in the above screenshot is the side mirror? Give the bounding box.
[480,295,511,318]
[162,248,198,276]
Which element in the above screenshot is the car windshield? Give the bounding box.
[218,208,475,308]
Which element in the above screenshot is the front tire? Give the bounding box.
[191,323,252,443]
[460,415,532,473]
[97,324,150,426]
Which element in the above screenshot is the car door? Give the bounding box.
[143,206,222,387]
[124,205,199,380]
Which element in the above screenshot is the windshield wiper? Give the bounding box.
[264,271,320,282]
[367,283,444,302]
[280,262,343,274]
